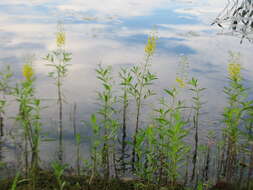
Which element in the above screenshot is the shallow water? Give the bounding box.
[0,0,253,166]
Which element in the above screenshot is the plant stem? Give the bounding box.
[57,70,63,163]
[247,143,253,190]
[121,88,127,174]
[0,114,3,137]
[131,55,150,171]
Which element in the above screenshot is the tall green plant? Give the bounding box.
[44,24,72,163]
[188,78,206,183]
[157,88,189,187]
[0,65,13,136]
[240,78,253,189]
[222,52,247,181]
[129,33,157,171]
[134,125,157,188]
[95,64,119,179]
[118,67,132,173]
[14,59,42,190]
[88,114,102,184]
[133,87,189,189]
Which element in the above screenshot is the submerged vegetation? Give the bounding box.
[0,25,253,190]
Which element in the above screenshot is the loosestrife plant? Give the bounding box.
[14,58,42,190]
[222,52,247,181]
[44,24,72,163]
[0,65,13,136]
[118,67,132,174]
[95,64,119,179]
[129,33,157,171]
[52,161,68,190]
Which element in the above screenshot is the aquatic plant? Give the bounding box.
[70,103,81,175]
[0,65,13,136]
[75,133,81,176]
[132,86,190,189]
[158,88,189,187]
[175,56,189,89]
[52,161,68,190]
[222,51,247,182]
[89,114,102,184]
[1,23,253,190]
[118,67,132,174]
[129,32,157,171]
[0,66,12,164]
[95,64,119,179]
[11,172,20,190]
[243,108,253,189]
[14,57,42,190]
[44,23,72,163]
[188,78,206,184]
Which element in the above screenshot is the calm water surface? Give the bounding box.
[0,0,253,166]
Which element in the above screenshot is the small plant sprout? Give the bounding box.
[52,161,68,190]
[11,172,20,190]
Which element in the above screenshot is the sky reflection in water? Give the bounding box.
[0,0,253,164]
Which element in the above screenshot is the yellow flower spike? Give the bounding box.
[176,77,186,88]
[56,31,65,48]
[228,63,241,81]
[22,64,34,81]
[145,34,157,56]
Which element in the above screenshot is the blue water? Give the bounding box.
[0,0,253,165]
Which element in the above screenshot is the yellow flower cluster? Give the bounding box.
[22,64,34,81]
[176,77,186,88]
[228,63,241,81]
[56,31,65,47]
[145,35,156,56]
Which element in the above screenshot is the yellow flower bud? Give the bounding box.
[56,31,65,47]
[22,64,34,81]
[176,77,186,88]
[145,35,156,56]
[228,63,241,81]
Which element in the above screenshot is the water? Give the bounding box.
[0,0,253,167]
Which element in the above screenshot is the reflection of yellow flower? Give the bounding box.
[23,64,34,81]
[145,35,156,56]
[56,31,65,47]
[176,77,186,88]
[228,63,241,81]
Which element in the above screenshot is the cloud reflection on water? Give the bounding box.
[0,0,253,165]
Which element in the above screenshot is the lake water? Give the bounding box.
[0,0,253,167]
